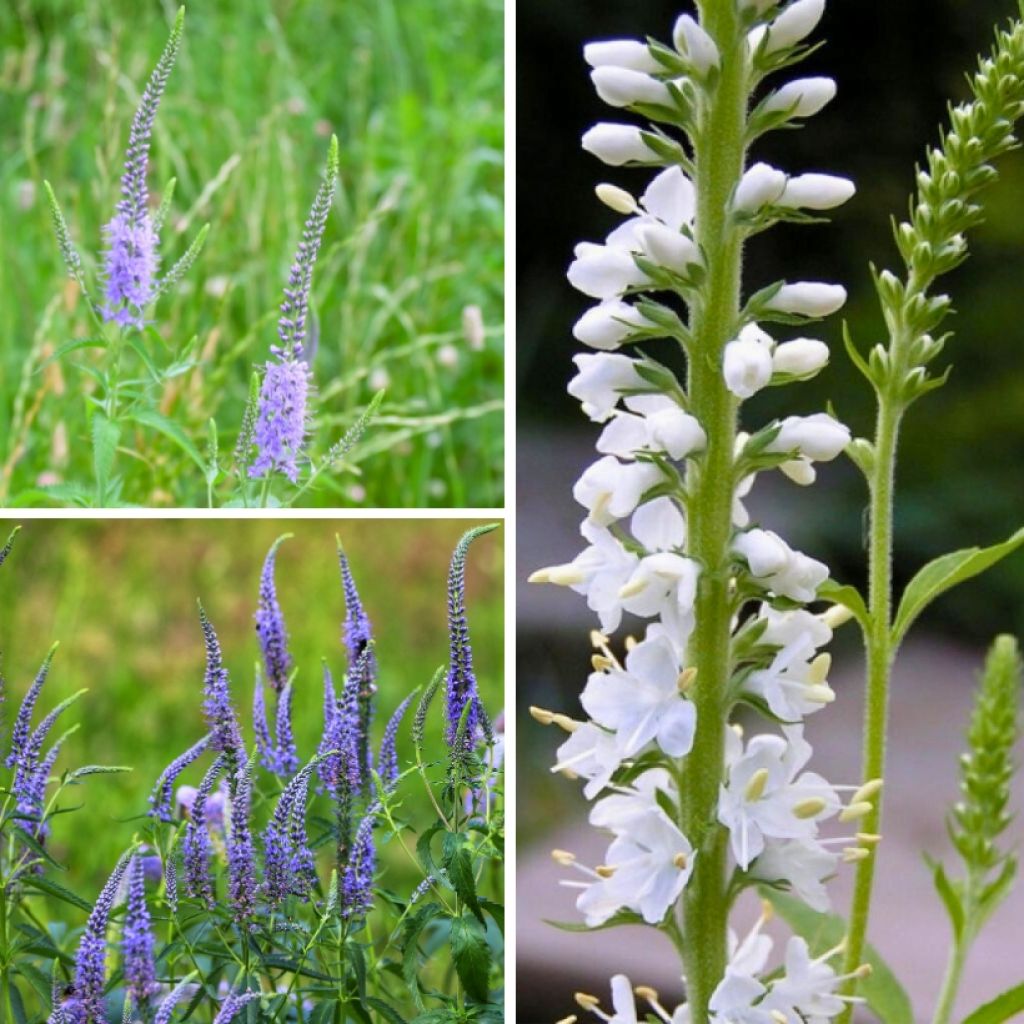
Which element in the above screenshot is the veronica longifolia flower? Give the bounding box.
[249,137,339,483]
[255,535,293,693]
[122,855,158,1005]
[226,757,258,923]
[198,605,243,767]
[149,733,211,821]
[378,692,415,792]
[183,757,223,905]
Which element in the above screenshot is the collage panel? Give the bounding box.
[518,0,1024,1021]
[0,0,503,510]
[0,518,504,1020]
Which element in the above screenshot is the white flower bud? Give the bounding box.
[573,300,655,350]
[568,242,650,299]
[765,0,826,53]
[648,407,707,459]
[591,67,673,109]
[723,324,774,398]
[764,77,837,118]
[595,184,638,214]
[672,15,720,73]
[637,222,699,275]
[767,282,847,317]
[568,353,646,422]
[734,529,790,576]
[583,40,662,73]
[733,162,788,213]
[582,123,661,166]
[769,413,850,461]
[772,338,830,376]
[779,173,855,210]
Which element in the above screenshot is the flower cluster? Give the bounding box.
[532,1,880,1017]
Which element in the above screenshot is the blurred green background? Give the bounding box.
[0,0,504,508]
[0,518,504,891]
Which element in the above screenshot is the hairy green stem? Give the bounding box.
[0,883,11,1024]
[682,2,749,1018]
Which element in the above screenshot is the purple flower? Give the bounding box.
[122,855,158,1006]
[212,993,261,1024]
[341,803,378,919]
[70,850,133,1024]
[273,679,299,777]
[444,526,497,752]
[378,692,415,792]
[183,757,222,906]
[338,544,376,784]
[226,757,257,924]
[164,855,178,913]
[153,976,195,1024]
[100,9,183,328]
[253,666,273,770]
[198,605,243,769]
[149,734,211,821]
[15,730,70,841]
[6,644,57,769]
[255,535,293,692]
[262,760,319,904]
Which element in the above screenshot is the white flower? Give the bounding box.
[568,353,646,422]
[584,40,662,73]
[574,456,664,525]
[598,397,706,461]
[733,471,757,527]
[568,241,651,299]
[767,413,850,462]
[638,166,696,230]
[576,807,694,925]
[756,604,833,650]
[672,15,720,73]
[763,937,847,1021]
[733,162,788,213]
[766,282,847,317]
[724,324,774,398]
[717,726,840,869]
[582,123,662,166]
[764,0,826,54]
[620,552,701,636]
[574,300,656,350]
[552,722,625,799]
[590,768,675,832]
[734,528,829,602]
[778,173,855,210]
[632,495,687,551]
[752,837,838,912]
[708,971,774,1024]
[582,634,696,756]
[746,632,835,721]
[636,221,700,275]
[763,76,837,118]
[772,338,829,377]
[592,66,674,108]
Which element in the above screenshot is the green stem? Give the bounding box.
[932,937,968,1024]
[682,3,749,1019]
[838,395,902,1018]
[0,883,11,1024]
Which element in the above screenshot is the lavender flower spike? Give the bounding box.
[378,692,416,792]
[122,855,158,1006]
[253,665,274,771]
[274,678,300,777]
[183,756,223,906]
[212,993,261,1024]
[149,733,211,821]
[444,525,498,751]
[6,643,58,769]
[249,136,339,483]
[198,603,243,770]
[101,8,184,328]
[153,974,197,1024]
[255,534,294,692]
[226,753,258,923]
[341,802,379,919]
[338,539,377,783]
[262,759,321,903]
[71,850,134,1024]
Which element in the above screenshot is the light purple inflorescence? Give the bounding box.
[255,537,293,693]
[183,757,222,906]
[341,802,378,919]
[378,692,415,792]
[212,993,261,1024]
[149,733,211,821]
[6,647,56,769]
[123,855,158,1005]
[338,546,377,785]
[226,759,258,923]
[262,759,319,904]
[198,606,243,768]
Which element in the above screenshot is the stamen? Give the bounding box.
[842,846,871,862]
[808,653,831,684]
[596,183,639,214]
[547,565,587,586]
[556,1017,578,1024]
[530,706,556,725]
[744,768,770,801]
[793,797,827,819]
[839,800,873,822]
[804,684,836,704]
[592,654,614,672]
[624,635,638,651]
[551,713,580,734]
[678,667,697,693]
[551,849,576,866]
[590,629,610,648]
[673,852,688,869]
[853,778,884,803]
[574,993,601,1012]
[595,864,617,878]
[528,568,551,584]
[822,603,855,629]
[618,579,648,599]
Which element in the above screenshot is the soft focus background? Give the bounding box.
[517,0,1024,1020]
[0,517,503,893]
[0,0,503,508]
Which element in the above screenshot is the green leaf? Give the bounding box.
[818,578,871,632]
[402,902,443,1010]
[450,915,492,1003]
[35,337,108,373]
[962,983,1024,1024]
[892,528,1024,646]
[308,1001,338,1024]
[925,856,963,941]
[444,841,485,925]
[364,997,408,1024]
[91,414,120,497]
[129,408,207,473]
[759,888,914,1024]
[544,909,646,932]
[9,983,26,1024]
[21,875,93,913]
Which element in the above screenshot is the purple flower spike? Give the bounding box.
[262,759,319,904]
[183,757,222,906]
[444,526,497,752]
[226,757,258,924]
[164,855,178,913]
[273,678,299,777]
[341,803,378,919]
[6,644,58,769]
[213,993,261,1024]
[255,535,293,692]
[149,734,211,821]
[253,665,273,772]
[338,542,377,784]
[123,855,158,1006]
[153,976,196,1024]
[101,9,184,328]
[198,604,243,769]
[378,692,415,792]
[71,850,133,1024]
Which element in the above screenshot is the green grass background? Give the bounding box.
[0,0,504,508]
[0,518,504,893]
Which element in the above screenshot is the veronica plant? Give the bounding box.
[530,2,1024,1022]
[13,526,502,1023]
[42,8,382,510]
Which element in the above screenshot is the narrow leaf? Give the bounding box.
[962,983,1024,1024]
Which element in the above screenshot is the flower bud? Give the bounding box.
[769,413,850,461]
[672,15,720,73]
[734,528,790,576]
[637,222,700,274]
[724,325,774,398]
[778,173,856,210]
[582,123,661,166]
[591,67,672,109]
[733,162,787,213]
[767,282,847,317]
[765,0,826,53]
[772,338,829,376]
[583,40,662,73]
[572,300,655,349]
[764,76,837,118]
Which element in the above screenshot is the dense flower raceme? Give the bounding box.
[532,2,878,1018]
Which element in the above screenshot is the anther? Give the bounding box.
[678,667,697,693]
[744,768,770,802]
[551,713,580,734]
[574,993,600,1011]
[595,864,617,878]
[793,797,826,819]
[839,801,873,822]
[530,706,555,725]
[808,653,831,685]
[822,603,855,629]
[596,183,639,214]
[618,579,648,599]
[673,852,688,869]
[842,846,871,863]
[853,778,884,803]
[592,654,614,672]
[551,849,576,866]
[855,832,882,845]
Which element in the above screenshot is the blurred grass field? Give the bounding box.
[0,0,504,508]
[0,518,504,892]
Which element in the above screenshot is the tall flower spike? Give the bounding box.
[6,644,58,769]
[71,850,134,1024]
[274,677,300,777]
[253,665,274,771]
[341,802,379,919]
[122,855,158,1006]
[255,534,294,693]
[198,603,243,771]
[445,525,498,752]
[11,689,84,819]
[249,135,339,483]
[183,756,223,906]
[338,539,377,784]
[153,975,196,1024]
[226,752,258,923]
[378,692,415,792]
[148,733,211,821]
[101,8,184,328]
[212,993,261,1024]
[262,758,321,903]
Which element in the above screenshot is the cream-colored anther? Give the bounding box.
[839,800,873,822]
[633,986,659,1002]
[590,629,610,648]
[551,714,580,734]
[595,864,617,879]
[855,832,882,845]
[673,852,688,869]
[792,797,826,819]
[804,684,836,704]
[808,653,831,685]
[822,603,855,629]
[555,1016,578,1024]
[618,578,648,599]
[592,654,614,672]
[855,963,873,979]
[529,706,555,725]
[527,568,551,584]
[677,667,697,693]
[546,565,587,586]
[853,778,884,804]
[744,768,770,802]
[551,849,577,865]
[842,846,871,863]
[624,635,638,651]
[596,183,639,214]
[574,993,600,1011]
